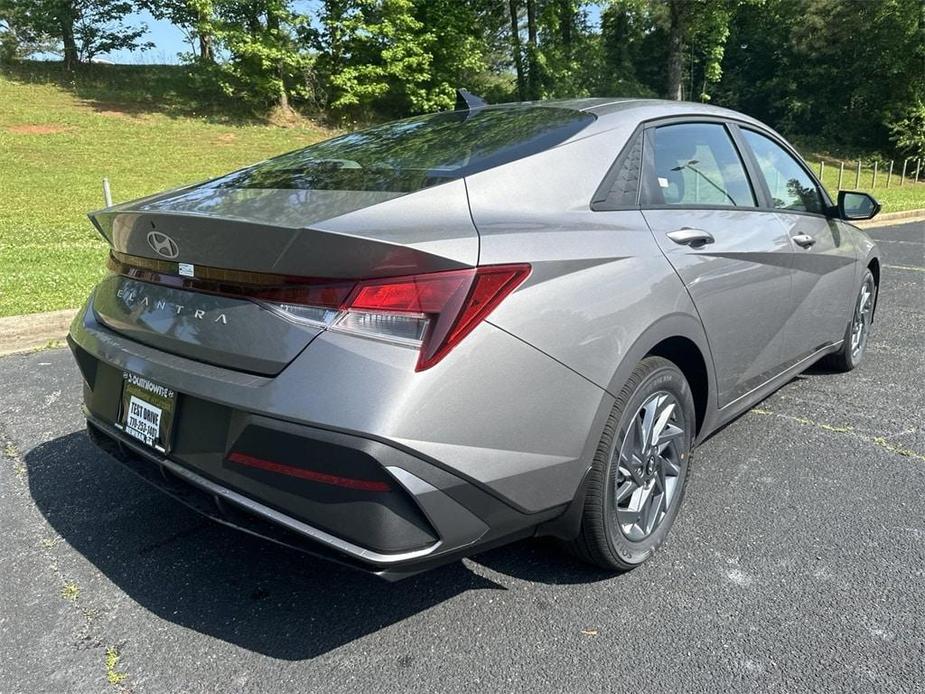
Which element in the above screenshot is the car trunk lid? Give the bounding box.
[88,180,478,375]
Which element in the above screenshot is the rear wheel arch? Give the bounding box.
[645,336,709,437]
[867,256,881,322]
[542,321,714,543]
[603,313,715,438]
[868,256,880,286]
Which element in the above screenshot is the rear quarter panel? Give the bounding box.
[467,128,714,407]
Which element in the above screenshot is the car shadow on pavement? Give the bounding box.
[25,431,610,660]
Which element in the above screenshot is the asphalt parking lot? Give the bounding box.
[1,222,923,693]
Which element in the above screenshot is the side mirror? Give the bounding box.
[837,190,880,221]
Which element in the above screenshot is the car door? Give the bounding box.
[640,120,794,408]
[736,127,860,366]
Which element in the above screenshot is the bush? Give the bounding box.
[889,101,925,159]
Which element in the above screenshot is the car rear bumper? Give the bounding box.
[68,293,611,577]
[82,411,553,579]
[68,338,576,580]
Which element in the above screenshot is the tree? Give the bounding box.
[413,0,495,109]
[599,0,657,96]
[319,0,436,118]
[789,0,925,148]
[139,0,215,62]
[890,100,925,159]
[0,0,149,68]
[718,0,924,151]
[508,0,526,100]
[72,0,151,63]
[659,0,734,101]
[538,0,603,98]
[0,0,58,62]
[665,0,685,99]
[211,0,314,112]
[524,0,540,98]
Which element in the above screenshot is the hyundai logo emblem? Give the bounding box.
[146,231,179,259]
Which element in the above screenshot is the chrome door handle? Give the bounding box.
[666,228,715,247]
[792,234,816,248]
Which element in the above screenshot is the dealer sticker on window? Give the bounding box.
[117,372,176,453]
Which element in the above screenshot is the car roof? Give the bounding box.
[479,97,768,137]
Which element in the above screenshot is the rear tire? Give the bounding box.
[570,356,695,571]
[820,268,876,373]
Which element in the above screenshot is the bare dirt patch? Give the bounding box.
[6,124,68,135]
[96,109,131,119]
[215,133,237,144]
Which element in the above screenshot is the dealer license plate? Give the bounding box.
[117,371,176,453]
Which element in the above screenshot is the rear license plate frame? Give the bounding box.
[116,371,177,454]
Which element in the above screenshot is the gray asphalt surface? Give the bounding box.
[1,222,923,694]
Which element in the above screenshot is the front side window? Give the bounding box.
[648,123,755,207]
[741,129,825,214]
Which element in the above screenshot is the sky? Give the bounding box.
[102,11,189,64]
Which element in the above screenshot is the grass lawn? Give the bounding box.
[800,152,925,214]
[1,63,923,318]
[0,64,330,317]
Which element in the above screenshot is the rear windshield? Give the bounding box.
[205,106,595,192]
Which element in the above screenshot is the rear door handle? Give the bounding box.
[792,234,816,248]
[666,228,715,247]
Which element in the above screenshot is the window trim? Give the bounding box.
[639,118,760,211]
[590,113,836,220]
[590,122,645,211]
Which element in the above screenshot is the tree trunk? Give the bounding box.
[265,8,290,113]
[197,7,214,63]
[559,0,573,59]
[525,0,539,99]
[666,0,685,100]
[60,1,78,70]
[197,33,213,62]
[508,0,526,101]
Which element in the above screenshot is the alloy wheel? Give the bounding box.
[612,391,687,542]
[850,274,875,362]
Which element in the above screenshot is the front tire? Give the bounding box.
[570,356,695,571]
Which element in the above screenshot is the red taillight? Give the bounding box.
[109,252,530,371]
[339,265,530,370]
[350,271,471,313]
[433,267,531,369]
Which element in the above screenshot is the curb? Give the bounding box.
[0,309,77,357]
[856,209,925,228]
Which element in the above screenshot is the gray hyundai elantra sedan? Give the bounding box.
[68,96,881,579]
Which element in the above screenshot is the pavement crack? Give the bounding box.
[749,408,925,462]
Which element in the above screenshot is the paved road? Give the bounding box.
[2,223,923,693]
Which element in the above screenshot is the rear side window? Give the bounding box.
[646,123,755,207]
[741,129,825,214]
[200,106,595,193]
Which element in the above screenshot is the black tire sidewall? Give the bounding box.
[847,269,876,368]
[602,361,696,566]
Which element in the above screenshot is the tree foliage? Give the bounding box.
[138,0,215,62]
[0,0,150,67]
[1,0,922,154]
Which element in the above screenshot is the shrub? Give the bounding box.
[889,101,925,159]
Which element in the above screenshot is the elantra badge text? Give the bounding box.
[117,287,229,324]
